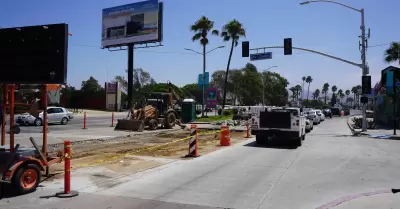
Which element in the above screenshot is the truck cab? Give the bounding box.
[250,107,306,147]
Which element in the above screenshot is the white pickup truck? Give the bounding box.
[250,107,306,147]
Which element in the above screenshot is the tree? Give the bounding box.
[114,68,155,95]
[306,76,313,100]
[384,41,400,65]
[221,19,246,110]
[351,86,358,107]
[337,89,343,104]
[81,76,102,93]
[312,89,320,100]
[181,84,202,103]
[261,71,289,106]
[339,92,345,105]
[302,76,306,100]
[230,66,262,105]
[322,83,329,104]
[345,89,350,104]
[289,87,297,101]
[331,92,337,106]
[190,16,219,117]
[331,85,338,95]
[294,85,302,100]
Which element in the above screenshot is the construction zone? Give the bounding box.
[47,128,249,177]
[114,82,186,132]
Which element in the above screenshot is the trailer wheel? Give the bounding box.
[164,112,176,129]
[295,136,303,147]
[13,164,41,194]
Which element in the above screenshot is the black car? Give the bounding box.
[330,107,341,116]
[322,108,332,118]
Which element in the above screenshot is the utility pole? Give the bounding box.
[360,8,368,131]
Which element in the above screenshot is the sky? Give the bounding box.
[1,0,399,94]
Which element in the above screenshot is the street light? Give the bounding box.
[300,0,368,131]
[184,45,225,117]
[260,66,278,106]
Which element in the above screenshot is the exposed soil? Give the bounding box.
[48,129,249,176]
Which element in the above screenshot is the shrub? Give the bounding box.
[232,108,239,115]
[352,117,375,129]
[218,109,233,116]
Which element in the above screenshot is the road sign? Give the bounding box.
[198,72,209,89]
[206,87,217,108]
[250,52,272,61]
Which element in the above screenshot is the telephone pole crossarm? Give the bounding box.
[250,46,362,68]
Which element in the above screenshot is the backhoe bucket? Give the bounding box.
[114,119,145,132]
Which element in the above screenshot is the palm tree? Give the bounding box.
[339,92,345,105]
[302,76,306,100]
[221,19,246,110]
[289,87,296,101]
[345,90,350,105]
[190,16,219,117]
[295,85,302,100]
[331,85,338,95]
[351,86,358,107]
[306,76,313,100]
[322,83,329,104]
[338,89,343,104]
[313,89,320,100]
[384,41,400,65]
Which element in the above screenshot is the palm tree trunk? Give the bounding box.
[222,40,235,111]
[302,81,304,101]
[307,83,310,100]
[201,44,206,117]
[324,93,327,104]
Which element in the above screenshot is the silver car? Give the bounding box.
[17,107,73,126]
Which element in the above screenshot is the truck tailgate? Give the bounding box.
[259,111,291,129]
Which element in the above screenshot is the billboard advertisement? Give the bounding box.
[101,0,162,47]
[206,87,217,108]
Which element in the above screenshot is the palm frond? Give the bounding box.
[192,33,202,42]
[211,29,219,36]
[223,35,231,42]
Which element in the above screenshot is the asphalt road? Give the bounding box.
[47,115,399,208]
[3,112,126,134]
[5,110,400,208]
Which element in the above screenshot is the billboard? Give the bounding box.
[0,23,68,84]
[101,0,162,47]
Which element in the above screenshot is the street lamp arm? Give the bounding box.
[206,46,225,54]
[250,46,362,68]
[302,0,361,12]
[184,48,202,55]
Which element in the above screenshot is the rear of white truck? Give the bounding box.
[250,107,306,147]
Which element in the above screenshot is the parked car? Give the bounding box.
[315,109,325,121]
[305,118,313,133]
[323,108,332,118]
[305,110,320,125]
[330,107,341,116]
[17,106,73,126]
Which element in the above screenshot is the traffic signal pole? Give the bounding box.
[393,70,397,135]
[360,8,368,132]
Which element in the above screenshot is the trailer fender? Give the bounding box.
[5,159,45,181]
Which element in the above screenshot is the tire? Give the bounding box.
[295,136,302,147]
[164,112,176,129]
[12,164,41,195]
[34,118,42,126]
[60,117,69,125]
[148,119,158,130]
[306,129,310,133]
[302,134,306,141]
[255,135,266,145]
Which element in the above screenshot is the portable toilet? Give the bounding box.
[181,99,196,123]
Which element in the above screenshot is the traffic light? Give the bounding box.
[284,38,292,55]
[362,75,371,94]
[242,41,249,57]
[360,96,368,104]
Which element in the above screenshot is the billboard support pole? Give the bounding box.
[127,44,134,110]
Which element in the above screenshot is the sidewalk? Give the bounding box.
[347,115,400,140]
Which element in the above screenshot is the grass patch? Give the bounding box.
[195,115,232,122]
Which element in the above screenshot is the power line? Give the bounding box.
[69,43,199,55]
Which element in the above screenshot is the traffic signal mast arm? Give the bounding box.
[250,46,362,68]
